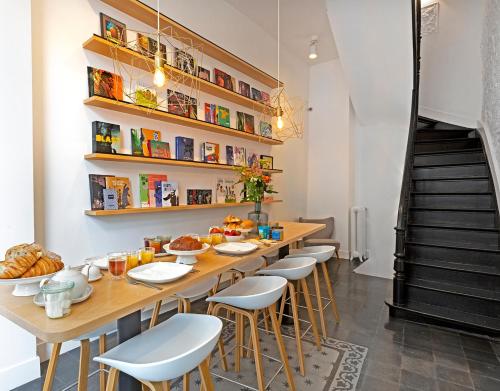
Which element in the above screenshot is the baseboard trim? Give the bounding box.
[0,356,40,390]
[419,106,477,128]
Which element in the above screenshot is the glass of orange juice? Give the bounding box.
[126,250,140,270]
[199,234,212,246]
[141,247,155,265]
[210,233,224,245]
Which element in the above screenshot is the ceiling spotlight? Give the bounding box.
[309,36,318,60]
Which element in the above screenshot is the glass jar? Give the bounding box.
[157,235,171,253]
[41,280,74,319]
[248,201,268,233]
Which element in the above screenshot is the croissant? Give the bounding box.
[5,243,44,260]
[21,257,64,278]
[0,253,39,279]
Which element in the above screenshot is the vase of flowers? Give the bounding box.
[236,162,277,232]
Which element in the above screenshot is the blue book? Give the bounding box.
[226,146,234,165]
[175,136,194,161]
[154,180,163,207]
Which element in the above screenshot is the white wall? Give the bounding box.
[325,0,413,278]
[306,60,350,258]
[32,0,309,265]
[0,1,40,389]
[419,0,485,127]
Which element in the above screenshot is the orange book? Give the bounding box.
[140,128,161,157]
[147,174,167,207]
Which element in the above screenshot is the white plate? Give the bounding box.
[213,242,259,255]
[90,256,108,270]
[0,273,58,296]
[127,262,193,284]
[33,284,94,307]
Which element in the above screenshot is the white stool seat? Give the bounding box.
[176,276,218,299]
[286,245,336,263]
[94,313,222,382]
[206,276,287,310]
[256,257,316,280]
[232,256,266,273]
[75,322,116,341]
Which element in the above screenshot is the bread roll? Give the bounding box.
[21,257,64,278]
[0,253,39,279]
[169,236,202,251]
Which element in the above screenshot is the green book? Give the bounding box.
[217,106,230,128]
[131,129,142,156]
[139,174,149,207]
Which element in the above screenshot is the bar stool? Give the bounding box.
[94,313,222,391]
[286,245,340,337]
[206,276,296,391]
[256,257,321,376]
[43,322,116,391]
[149,276,220,391]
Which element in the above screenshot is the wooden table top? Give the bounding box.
[0,222,324,343]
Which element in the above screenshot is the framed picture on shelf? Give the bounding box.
[238,81,250,98]
[214,68,233,90]
[175,48,196,75]
[135,86,157,109]
[237,112,255,134]
[260,155,274,169]
[197,66,210,82]
[259,121,272,138]
[100,13,127,45]
[87,67,123,100]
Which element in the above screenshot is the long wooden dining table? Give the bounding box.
[0,221,325,390]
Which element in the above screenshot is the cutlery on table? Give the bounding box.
[126,276,163,290]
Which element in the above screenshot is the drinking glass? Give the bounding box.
[126,250,140,271]
[199,234,212,246]
[149,238,162,254]
[108,252,127,279]
[141,247,155,264]
[210,233,224,245]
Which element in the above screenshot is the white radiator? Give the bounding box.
[350,207,368,261]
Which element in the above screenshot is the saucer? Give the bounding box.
[33,285,94,307]
[88,274,102,282]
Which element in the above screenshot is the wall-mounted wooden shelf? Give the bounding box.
[85,153,283,174]
[83,35,276,115]
[100,0,283,89]
[85,199,282,216]
[84,96,283,145]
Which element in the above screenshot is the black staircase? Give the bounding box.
[386,0,500,335]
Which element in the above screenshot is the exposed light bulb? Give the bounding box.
[153,49,166,88]
[277,115,284,129]
[308,52,318,60]
[309,35,318,60]
[153,67,166,87]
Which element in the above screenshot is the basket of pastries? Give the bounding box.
[223,215,255,233]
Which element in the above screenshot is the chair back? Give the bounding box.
[298,217,334,239]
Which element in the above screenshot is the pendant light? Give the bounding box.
[308,36,318,60]
[276,0,284,129]
[153,0,166,88]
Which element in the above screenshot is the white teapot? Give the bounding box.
[52,266,88,299]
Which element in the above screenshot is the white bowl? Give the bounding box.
[224,234,243,243]
[213,242,259,255]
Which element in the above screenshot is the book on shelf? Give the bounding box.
[197,66,210,82]
[105,176,133,209]
[217,106,230,128]
[175,136,194,161]
[100,13,127,46]
[168,90,188,117]
[131,128,161,157]
[261,91,271,105]
[201,142,220,163]
[259,121,273,138]
[175,48,196,75]
[189,97,198,120]
[103,188,118,210]
[139,174,150,207]
[247,152,258,168]
[149,140,171,159]
[234,146,246,166]
[238,81,250,98]
[89,174,111,210]
[214,68,233,90]
[187,189,212,205]
[147,174,167,208]
[260,155,274,170]
[236,112,255,134]
[87,66,123,101]
[136,86,158,109]
[92,121,120,154]
[251,87,262,102]
[216,178,237,203]
[226,146,234,165]
[161,181,179,207]
[204,103,216,124]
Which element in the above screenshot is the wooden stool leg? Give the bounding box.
[321,262,340,322]
[208,306,228,372]
[198,358,215,391]
[278,283,289,326]
[313,265,327,338]
[235,313,242,372]
[178,299,184,313]
[99,334,107,391]
[181,298,192,391]
[262,308,270,334]
[300,278,322,350]
[78,339,91,391]
[141,380,164,391]
[288,282,305,376]
[335,249,340,260]
[150,300,162,328]
[42,342,61,391]
[105,367,119,391]
[183,372,190,391]
[247,310,265,391]
[267,303,297,391]
[163,381,171,391]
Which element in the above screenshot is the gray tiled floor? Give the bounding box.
[14,260,500,391]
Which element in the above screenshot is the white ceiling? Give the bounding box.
[224,0,338,64]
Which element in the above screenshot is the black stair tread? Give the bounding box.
[414,148,483,156]
[415,138,478,144]
[408,223,499,232]
[414,161,486,168]
[387,299,500,332]
[405,258,500,276]
[417,117,474,131]
[409,206,496,212]
[406,278,500,301]
[411,191,493,195]
[406,241,500,253]
[413,176,489,181]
